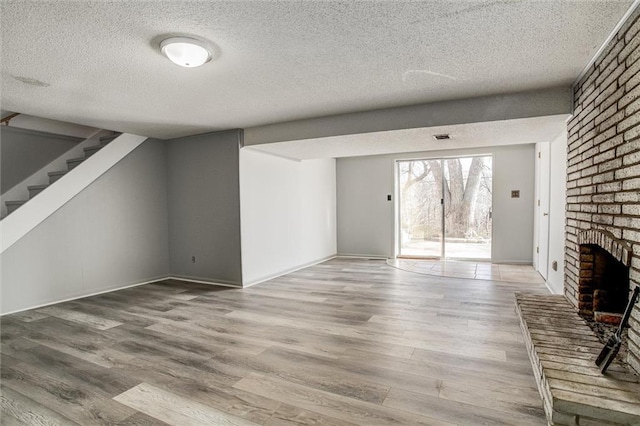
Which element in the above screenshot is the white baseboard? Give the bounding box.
[166,276,242,288]
[336,254,389,260]
[0,275,169,316]
[490,259,533,265]
[544,278,564,295]
[242,254,337,287]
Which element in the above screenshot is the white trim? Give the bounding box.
[166,276,242,288]
[1,274,247,316]
[1,133,148,254]
[336,254,389,260]
[544,279,563,295]
[242,254,337,287]
[572,0,640,87]
[0,129,108,217]
[490,260,533,265]
[0,276,168,316]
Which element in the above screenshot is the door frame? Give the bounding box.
[534,142,551,279]
[394,154,494,261]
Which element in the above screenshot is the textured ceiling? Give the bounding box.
[0,1,633,140]
[249,114,569,160]
[1,111,98,138]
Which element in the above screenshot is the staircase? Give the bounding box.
[2,132,120,218]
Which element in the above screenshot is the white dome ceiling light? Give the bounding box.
[160,37,212,68]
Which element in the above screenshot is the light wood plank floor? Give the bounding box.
[389,259,546,284]
[0,258,549,425]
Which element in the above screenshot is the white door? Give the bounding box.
[535,143,551,280]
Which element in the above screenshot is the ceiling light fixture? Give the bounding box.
[160,37,212,68]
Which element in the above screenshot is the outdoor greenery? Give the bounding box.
[399,156,493,246]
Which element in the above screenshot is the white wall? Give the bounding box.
[0,140,170,314]
[336,144,536,263]
[240,149,336,285]
[546,131,568,294]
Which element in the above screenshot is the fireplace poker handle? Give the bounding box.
[595,286,640,374]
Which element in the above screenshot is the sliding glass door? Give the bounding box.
[398,160,444,257]
[398,155,492,260]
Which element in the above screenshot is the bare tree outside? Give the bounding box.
[399,156,492,258]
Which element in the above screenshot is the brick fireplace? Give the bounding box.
[565,7,640,374]
[577,229,631,323]
[513,9,640,424]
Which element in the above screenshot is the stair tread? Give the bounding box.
[9,135,121,213]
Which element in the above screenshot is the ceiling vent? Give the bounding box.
[433,134,451,140]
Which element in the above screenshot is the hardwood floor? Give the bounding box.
[0,258,549,425]
[388,259,546,284]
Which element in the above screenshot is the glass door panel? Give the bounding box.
[443,156,492,259]
[397,155,493,260]
[398,160,443,257]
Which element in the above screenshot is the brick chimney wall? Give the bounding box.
[565,8,640,373]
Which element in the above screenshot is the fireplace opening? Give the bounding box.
[578,243,630,324]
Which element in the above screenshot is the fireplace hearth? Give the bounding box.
[515,293,640,425]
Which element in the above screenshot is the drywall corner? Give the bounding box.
[166,130,243,285]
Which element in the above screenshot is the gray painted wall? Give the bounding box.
[337,144,536,263]
[491,145,536,263]
[244,87,572,145]
[0,139,170,314]
[1,126,82,193]
[166,130,243,285]
[337,155,394,257]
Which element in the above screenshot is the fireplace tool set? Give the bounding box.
[595,286,640,373]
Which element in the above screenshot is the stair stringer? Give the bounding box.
[0,133,148,254]
[0,129,113,217]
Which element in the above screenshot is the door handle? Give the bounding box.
[543,212,549,216]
